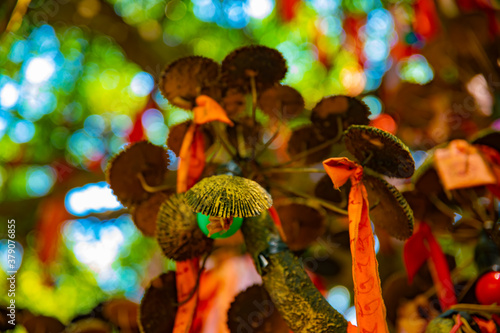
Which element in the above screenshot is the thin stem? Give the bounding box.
[270,181,348,215]
[267,136,340,170]
[429,194,463,219]
[264,167,327,174]
[136,172,173,193]
[206,141,222,164]
[361,150,374,167]
[211,122,237,159]
[450,304,500,314]
[254,124,281,160]
[250,75,258,159]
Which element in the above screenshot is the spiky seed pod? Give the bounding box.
[363,173,414,240]
[132,191,172,237]
[221,45,287,93]
[227,285,289,333]
[258,85,305,120]
[159,56,221,110]
[138,273,177,333]
[275,198,327,251]
[344,125,415,178]
[156,193,213,261]
[185,175,272,218]
[64,318,112,333]
[106,141,170,207]
[287,125,333,165]
[311,95,371,139]
[167,120,214,156]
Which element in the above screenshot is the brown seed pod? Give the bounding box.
[106,141,170,207]
[167,120,214,156]
[159,56,221,110]
[138,272,177,333]
[412,155,444,195]
[275,198,327,251]
[471,129,500,153]
[132,191,173,237]
[227,285,289,333]
[363,173,414,240]
[227,116,264,153]
[402,190,453,233]
[185,175,272,218]
[287,125,333,165]
[258,85,304,120]
[344,125,415,178]
[221,88,247,118]
[311,95,370,139]
[156,193,214,261]
[314,174,350,210]
[65,318,112,333]
[23,315,65,333]
[221,45,287,93]
[102,299,139,332]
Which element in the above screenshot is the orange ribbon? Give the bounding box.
[323,157,389,333]
[174,95,233,333]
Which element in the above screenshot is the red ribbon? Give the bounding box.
[403,222,457,310]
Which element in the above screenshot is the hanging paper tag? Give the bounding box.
[434,140,496,190]
[323,157,389,333]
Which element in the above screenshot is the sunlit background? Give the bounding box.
[0,0,498,329]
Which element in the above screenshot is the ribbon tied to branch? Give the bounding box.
[322,157,389,333]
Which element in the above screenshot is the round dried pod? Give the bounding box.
[227,285,289,333]
[132,191,173,237]
[221,45,287,93]
[344,125,415,178]
[23,315,65,333]
[287,125,332,165]
[412,155,444,195]
[159,56,220,110]
[106,141,170,207]
[102,299,139,332]
[65,318,112,333]
[156,193,214,261]
[314,174,350,210]
[221,88,247,118]
[139,273,177,333]
[275,198,327,251]
[167,120,214,156]
[227,116,264,153]
[471,129,500,153]
[258,85,304,120]
[363,173,414,240]
[311,96,370,139]
[185,175,272,218]
[403,190,453,233]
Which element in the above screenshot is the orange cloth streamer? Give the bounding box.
[174,95,233,333]
[193,95,234,126]
[323,157,389,333]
